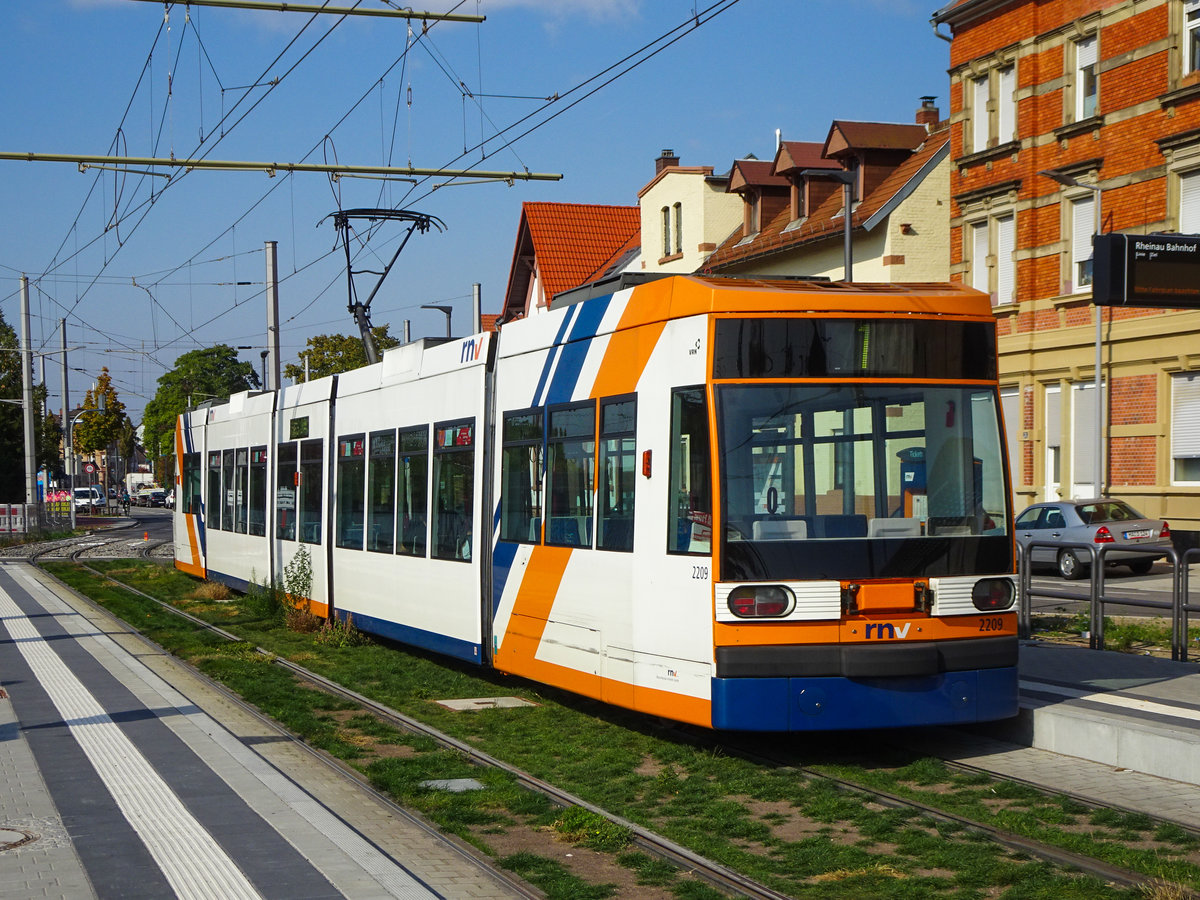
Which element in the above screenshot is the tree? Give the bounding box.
[283,326,401,382]
[0,310,24,500]
[141,345,260,478]
[73,367,127,455]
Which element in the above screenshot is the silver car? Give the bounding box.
[1015,498,1172,580]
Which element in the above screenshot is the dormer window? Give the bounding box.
[744,193,760,237]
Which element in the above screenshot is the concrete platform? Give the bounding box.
[1013,640,1200,786]
[0,560,527,900]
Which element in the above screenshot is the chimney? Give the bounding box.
[655,148,679,174]
[916,96,940,130]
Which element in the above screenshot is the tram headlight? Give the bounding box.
[971,578,1015,611]
[727,585,795,618]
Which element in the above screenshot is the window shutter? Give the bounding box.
[1173,373,1200,458]
[1071,195,1095,289]
[996,214,1015,305]
[998,67,1016,141]
[1182,170,1200,234]
[1077,35,1097,69]
[971,220,989,293]
[973,76,989,151]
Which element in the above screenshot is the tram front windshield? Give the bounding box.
[716,384,1012,582]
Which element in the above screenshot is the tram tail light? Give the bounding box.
[727,585,795,618]
[1094,526,1115,543]
[971,578,1014,611]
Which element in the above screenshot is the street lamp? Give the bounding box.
[1039,168,1104,498]
[800,167,857,282]
[67,396,105,532]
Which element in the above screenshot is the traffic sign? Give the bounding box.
[1094,232,1200,308]
[83,462,96,474]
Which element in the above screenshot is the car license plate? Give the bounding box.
[1124,529,1152,540]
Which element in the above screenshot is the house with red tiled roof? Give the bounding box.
[636,149,742,274]
[499,202,641,322]
[702,99,951,283]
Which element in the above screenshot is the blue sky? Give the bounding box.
[1,0,949,421]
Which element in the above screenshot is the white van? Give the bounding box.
[73,486,104,511]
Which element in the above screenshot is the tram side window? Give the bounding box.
[396,426,429,556]
[367,430,396,553]
[546,402,595,548]
[182,452,201,515]
[500,410,543,543]
[276,442,297,542]
[248,446,267,537]
[598,397,636,552]
[222,449,235,532]
[432,420,474,561]
[207,451,222,530]
[299,439,324,544]
[336,434,366,550]
[234,448,250,534]
[669,387,712,554]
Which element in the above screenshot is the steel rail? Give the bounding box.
[713,733,1152,893]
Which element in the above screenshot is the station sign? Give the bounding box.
[1093,233,1200,308]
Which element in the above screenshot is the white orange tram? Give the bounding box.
[175,275,1019,731]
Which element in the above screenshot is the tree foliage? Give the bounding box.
[73,367,128,455]
[142,345,260,468]
[283,326,401,382]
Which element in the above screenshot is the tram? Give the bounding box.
[175,274,1019,731]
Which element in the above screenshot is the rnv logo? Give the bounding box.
[864,623,911,639]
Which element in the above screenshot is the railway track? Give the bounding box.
[51,554,1184,898]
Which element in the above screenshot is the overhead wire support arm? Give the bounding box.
[0,151,561,183]
[324,208,445,366]
[122,0,486,22]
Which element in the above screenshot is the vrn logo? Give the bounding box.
[864,622,912,640]
[460,337,485,364]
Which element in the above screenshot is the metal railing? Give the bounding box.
[1018,540,1199,660]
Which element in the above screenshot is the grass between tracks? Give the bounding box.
[42,559,1200,900]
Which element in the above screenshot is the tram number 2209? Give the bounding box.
[692,566,709,580]
[978,617,1005,632]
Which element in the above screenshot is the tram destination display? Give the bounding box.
[1093,232,1200,308]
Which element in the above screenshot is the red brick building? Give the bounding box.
[933,0,1200,531]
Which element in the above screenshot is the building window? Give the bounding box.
[1181,169,1200,233]
[1075,35,1098,120]
[673,202,682,255]
[998,66,1016,142]
[971,220,990,294]
[972,75,989,152]
[1186,0,1200,77]
[1070,195,1096,291]
[1173,372,1200,483]
[996,214,1015,305]
[1071,382,1099,493]
[661,206,671,257]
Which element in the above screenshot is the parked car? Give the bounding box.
[72,486,104,512]
[146,489,166,507]
[1015,498,1172,580]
